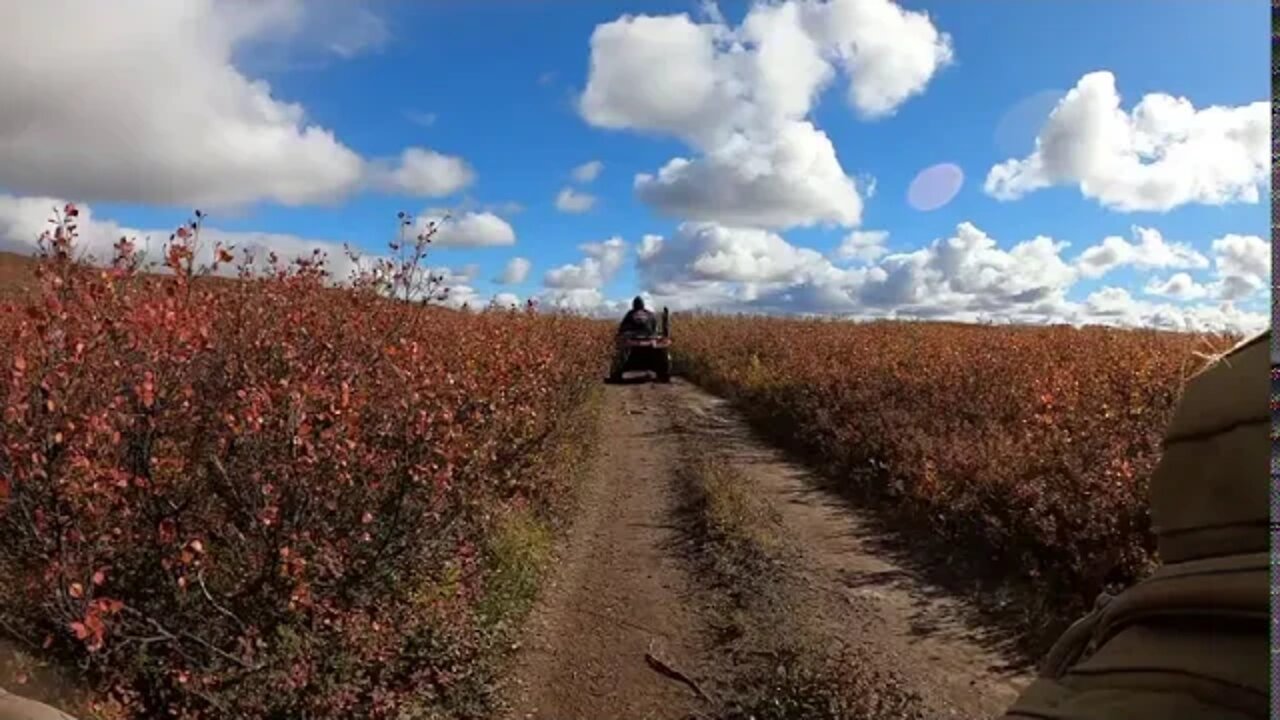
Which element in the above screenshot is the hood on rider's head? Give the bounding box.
[632,296,644,311]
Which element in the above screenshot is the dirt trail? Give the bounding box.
[501,379,1031,719]
[0,639,89,718]
[500,383,713,720]
[670,383,1033,718]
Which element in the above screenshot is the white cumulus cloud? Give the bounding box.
[369,147,476,198]
[634,122,864,228]
[497,257,532,285]
[0,2,486,210]
[0,0,375,208]
[489,292,522,309]
[1210,233,1270,301]
[555,187,597,213]
[1077,287,1265,334]
[544,237,627,289]
[640,221,1075,320]
[834,230,889,263]
[639,223,831,286]
[511,214,1266,333]
[1075,226,1209,278]
[985,71,1270,212]
[419,211,516,247]
[0,193,374,281]
[1144,273,1209,301]
[535,288,630,317]
[631,219,1265,333]
[571,160,605,183]
[857,222,1079,312]
[579,0,952,229]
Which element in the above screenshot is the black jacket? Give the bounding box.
[618,308,656,335]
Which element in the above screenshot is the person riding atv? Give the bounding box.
[609,297,671,383]
[617,296,657,335]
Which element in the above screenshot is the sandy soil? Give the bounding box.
[670,383,1032,718]
[499,382,715,720]
[500,378,1032,719]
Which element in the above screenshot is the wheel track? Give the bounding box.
[501,378,1031,719]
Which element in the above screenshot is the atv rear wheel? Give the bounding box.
[655,352,672,383]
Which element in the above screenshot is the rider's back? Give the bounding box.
[619,308,656,335]
[999,331,1270,720]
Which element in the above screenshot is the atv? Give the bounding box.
[609,307,672,383]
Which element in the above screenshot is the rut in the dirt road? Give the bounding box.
[500,383,713,720]
[501,379,1031,720]
[670,384,1032,719]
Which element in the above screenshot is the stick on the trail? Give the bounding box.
[644,642,714,704]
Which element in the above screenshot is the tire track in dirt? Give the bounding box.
[669,381,1032,718]
[499,382,713,720]
[501,378,1032,719]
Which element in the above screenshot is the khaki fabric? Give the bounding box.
[0,690,75,720]
[1150,332,1270,563]
[1000,331,1271,720]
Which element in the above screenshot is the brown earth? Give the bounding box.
[498,381,715,720]
[0,638,91,719]
[0,252,39,301]
[499,378,1033,719]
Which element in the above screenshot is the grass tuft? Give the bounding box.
[478,510,555,633]
[677,440,924,720]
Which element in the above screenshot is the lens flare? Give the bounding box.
[994,88,1067,158]
[906,163,964,211]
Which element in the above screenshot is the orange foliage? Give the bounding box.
[0,207,609,718]
[676,314,1224,617]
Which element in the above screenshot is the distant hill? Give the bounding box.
[0,250,39,301]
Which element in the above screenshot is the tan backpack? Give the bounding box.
[999,331,1271,719]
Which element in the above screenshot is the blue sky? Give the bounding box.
[0,0,1270,330]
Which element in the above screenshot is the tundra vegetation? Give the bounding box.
[0,206,607,718]
[674,314,1230,644]
[0,206,1233,717]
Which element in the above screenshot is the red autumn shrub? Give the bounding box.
[0,207,609,718]
[675,314,1228,627]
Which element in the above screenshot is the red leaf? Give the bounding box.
[69,621,89,640]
